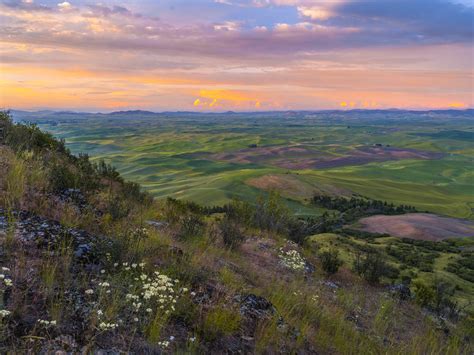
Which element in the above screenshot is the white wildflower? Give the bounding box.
[279,248,306,271]
[99,322,118,331]
[37,319,56,327]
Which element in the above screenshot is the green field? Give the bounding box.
[14,109,474,219]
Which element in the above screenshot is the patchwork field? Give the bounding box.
[355,213,474,241]
[12,109,474,219]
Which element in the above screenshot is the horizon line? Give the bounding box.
[8,107,474,115]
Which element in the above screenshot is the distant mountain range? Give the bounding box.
[9,108,474,119]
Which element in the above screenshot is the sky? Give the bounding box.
[0,0,473,111]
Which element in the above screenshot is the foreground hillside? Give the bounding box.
[0,112,473,353]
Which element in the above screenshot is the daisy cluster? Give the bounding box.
[37,319,57,327]
[84,260,188,348]
[130,227,149,243]
[278,248,306,271]
[0,267,13,287]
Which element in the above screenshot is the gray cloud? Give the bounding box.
[2,0,51,11]
[329,0,474,42]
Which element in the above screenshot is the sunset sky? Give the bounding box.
[0,0,473,111]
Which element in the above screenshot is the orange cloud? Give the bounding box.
[448,102,467,108]
[194,89,263,109]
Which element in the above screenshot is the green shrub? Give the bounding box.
[353,250,397,283]
[320,249,343,275]
[226,198,254,226]
[219,216,246,249]
[177,214,205,239]
[413,281,435,307]
[49,161,77,193]
[0,111,67,154]
[254,191,291,234]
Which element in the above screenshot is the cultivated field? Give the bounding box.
[355,213,474,241]
[12,110,474,219]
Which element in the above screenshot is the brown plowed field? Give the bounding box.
[356,213,474,241]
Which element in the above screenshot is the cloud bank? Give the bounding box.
[1,0,472,110]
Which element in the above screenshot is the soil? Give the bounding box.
[356,213,474,241]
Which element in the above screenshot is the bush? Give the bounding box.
[353,250,397,283]
[413,279,458,317]
[0,111,67,154]
[254,191,291,234]
[177,214,205,239]
[225,199,254,226]
[219,216,246,249]
[413,281,435,307]
[49,161,77,193]
[320,249,343,275]
[107,196,131,220]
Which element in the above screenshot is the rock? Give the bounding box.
[237,294,301,346]
[74,244,92,258]
[321,280,340,289]
[146,220,168,229]
[57,188,88,210]
[389,284,411,300]
[238,294,277,319]
[0,209,103,263]
[304,261,315,274]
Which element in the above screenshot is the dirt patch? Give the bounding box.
[247,174,316,199]
[246,174,351,199]
[211,145,321,165]
[276,146,443,169]
[208,144,443,170]
[356,213,474,241]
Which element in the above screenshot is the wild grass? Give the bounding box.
[3,152,26,210]
[201,306,241,341]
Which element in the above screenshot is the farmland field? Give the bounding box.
[13,109,474,218]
